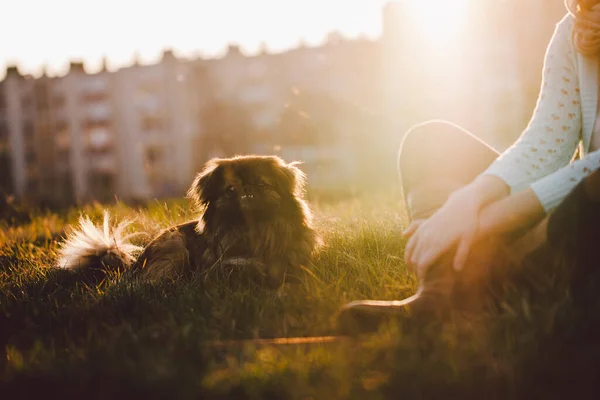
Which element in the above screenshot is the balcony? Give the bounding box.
[136,94,160,113]
[86,103,112,121]
[81,92,109,103]
[82,76,110,94]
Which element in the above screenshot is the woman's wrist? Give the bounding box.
[469,174,511,208]
[453,174,510,211]
[478,188,545,238]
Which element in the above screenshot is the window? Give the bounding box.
[87,127,111,150]
[81,92,108,103]
[84,118,111,130]
[145,147,162,165]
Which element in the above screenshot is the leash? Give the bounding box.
[203,335,349,349]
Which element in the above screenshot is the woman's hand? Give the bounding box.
[403,175,510,279]
[403,184,483,278]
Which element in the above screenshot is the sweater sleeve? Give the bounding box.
[483,15,582,209]
[531,149,600,212]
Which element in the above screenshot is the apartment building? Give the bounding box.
[3,67,37,200]
[32,70,73,204]
[0,0,569,204]
[112,50,199,200]
[0,63,110,204]
[0,80,13,194]
[2,51,201,204]
[58,61,115,203]
[196,37,383,190]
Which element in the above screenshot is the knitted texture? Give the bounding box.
[484,14,600,212]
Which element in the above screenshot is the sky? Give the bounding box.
[1,0,389,78]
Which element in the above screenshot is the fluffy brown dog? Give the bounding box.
[57,155,318,287]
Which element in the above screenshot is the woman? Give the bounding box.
[338,0,600,333]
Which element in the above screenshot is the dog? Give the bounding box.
[56,155,319,287]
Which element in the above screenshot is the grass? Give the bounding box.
[1,192,599,399]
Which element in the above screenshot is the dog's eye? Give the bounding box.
[226,186,236,193]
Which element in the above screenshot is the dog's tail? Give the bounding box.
[56,210,143,272]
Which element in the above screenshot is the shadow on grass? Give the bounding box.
[2,199,600,398]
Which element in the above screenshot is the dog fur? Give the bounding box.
[56,155,319,287]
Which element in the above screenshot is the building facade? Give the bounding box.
[0,0,570,204]
[1,53,202,204]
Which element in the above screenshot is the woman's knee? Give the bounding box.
[397,120,467,177]
[397,120,497,188]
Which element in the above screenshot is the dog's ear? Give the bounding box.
[271,158,307,197]
[187,159,223,208]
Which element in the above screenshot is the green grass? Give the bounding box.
[1,193,599,399]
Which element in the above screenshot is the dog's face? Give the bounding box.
[187,155,316,288]
[188,155,306,220]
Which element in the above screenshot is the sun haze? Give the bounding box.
[0,0,388,78]
[407,0,469,45]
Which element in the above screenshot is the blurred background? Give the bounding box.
[0,0,567,207]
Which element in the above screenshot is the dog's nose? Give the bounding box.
[241,187,255,200]
[240,188,255,208]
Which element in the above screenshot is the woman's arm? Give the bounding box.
[477,188,546,239]
[483,14,581,195]
[450,153,600,265]
[469,174,511,207]
[530,148,600,212]
[405,14,583,276]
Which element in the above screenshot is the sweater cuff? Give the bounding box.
[530,174,582,213]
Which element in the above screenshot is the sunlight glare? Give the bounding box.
[408,0,469,46]
[0,0,386,78]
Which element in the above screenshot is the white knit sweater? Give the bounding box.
[484,14,599,213]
